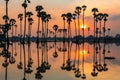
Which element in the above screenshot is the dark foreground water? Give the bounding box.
[0,42,120,80]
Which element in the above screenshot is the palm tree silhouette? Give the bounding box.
[66,12,72,41]
[9,19,16,42]
[18,13,23,42]
[75,6,81,37]
[35,5,43,43]
[17,44,23,70]
[41,11,47,39]
[2,15,10,42]
[22,0,30,44]
[97,13,104,41]
[103,13,109,40]
[92,8,99,40]
[61,14,66,41]
[46,14,51,39]
[82,5,87,44]
[35,43,43,79]
[26,11,33,43]
[72,13,77,41]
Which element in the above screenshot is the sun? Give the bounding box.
[81,25,86,29]
[79,50,87,55]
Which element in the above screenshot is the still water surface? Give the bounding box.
[0,42,120,80]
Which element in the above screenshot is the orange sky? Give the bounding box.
[0,0,120,36]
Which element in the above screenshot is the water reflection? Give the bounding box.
[0,41,119,80]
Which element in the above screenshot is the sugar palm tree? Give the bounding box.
[2,15,10,42]
[92,8,99,40]
[35,5,43,43]
[97,13,104,40]
[66,12,73,41]
[61,14,66,41]
[103,13,109,39]
[82,5,87,41]
[18,13,23,42]
[9,19,16,42]
[75,6,81,36]
[17,44,23,70]
[26,11,33,43]
[53,25,58,58]
[22,0,31,44]
[41,11,47,39]
[72,13,77,40]
[46,14,51,39]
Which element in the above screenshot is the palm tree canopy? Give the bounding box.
[46,14,51,22]
[72,13,76,20]
[40,11,47,21]
[82,5,87,11]
[3,15,9,20]
[36,5,43,12]
[92,8,99,15]
[103,13,109,21]
[10,19,16,26]
[18,13,23,21]
[75,6,81,15]
[26,11,33,17]
[61,14,66,20]
[66,13,73,24]
[97,13,104,21]
[53,25,58,31]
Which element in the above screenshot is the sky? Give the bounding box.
[0,0,120,36]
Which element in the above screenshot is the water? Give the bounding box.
[0,42,120,80]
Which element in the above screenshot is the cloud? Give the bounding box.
[109,14,120,20]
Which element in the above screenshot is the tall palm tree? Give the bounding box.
[53,25,58,58]
[9,19,16,42]
[75,6,81,37]
[35,5,43,43]
[61,14,66,41]
[26,11,33,43]
[46,14,51,39]
[103,13,109,39]
[22,0,31,44]
[82,5,87,41]
[18,13,23,42]
[2,15,10,42]
[53,25,58,42]
[97,13,104,40]
[66,12,73,41]
[41,11,47,39]
[92,8,99,39]
[72,13,77,39]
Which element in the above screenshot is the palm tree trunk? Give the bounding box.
[23,7,27,43]
[37,17,40,42]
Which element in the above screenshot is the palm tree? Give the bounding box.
[72,13,77,40]
[2,15,10,42]
[26,11,33,43]
[66,12,73,41]
[53,25,58,42]
[82,5,87,41]
[103,13,109,39]
[46,14,51,39]
[22,0,31,44]
[9,19,16,42]
[61,14,66,41]
[53,25,58,58]
[18,13,23,42]
[97,13,104,40]
[92,8,99,39]
[41,11,47,39]
[35,5,43,43]
[75,6,81,37]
